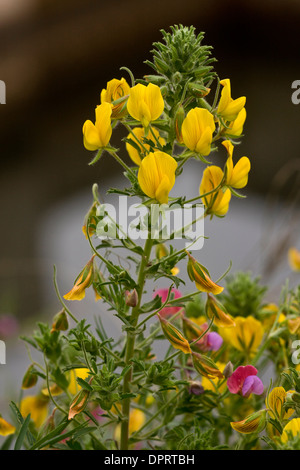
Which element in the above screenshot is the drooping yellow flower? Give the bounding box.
[221,316,264,356]
[158,314,191,354]
[186,251,224,295]
[82,102,112,151]
[201,362,227,392]
[100,77,130,119]
[181,107,215,156]
[288,247,300,271]
[266,386,294,421]
[64,255,95,301]
[20,395,49,428]
[281,417,300,443]
[126,127,165,166]
[231,410,266,434]
[200,166,231,216]
[217,79,246,121]
[222,140,251,189]
[127,83,164,128]
[206,293,235,328]
[138,151,177,204]
[68,368,90,395]
[224,107,247,137]
[0,416,16,436]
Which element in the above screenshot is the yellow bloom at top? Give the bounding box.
[281,417,300,443]
[217,79,246,121]
[181,107,215,156]
[101,77,130,119]
[220,316,264,357]
[288,247,300,271]
[126,127,165,166]
[64,255,95,301]
[20,395,49,428]
[138,151,177,204]
[222,140,251,189]
[200,165,231,216]
[82,102,112,151]
[0,416,16,436]
[127,83,164,128]
[224,107,247,137]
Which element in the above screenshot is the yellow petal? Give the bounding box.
[288,247,300,271]
[281,418,300,443]
[0,417,16,436]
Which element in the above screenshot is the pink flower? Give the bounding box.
[227,365,264,398]
[154,288,182,318]
[195,323,223,352]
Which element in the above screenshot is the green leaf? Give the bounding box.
[14,414,31,450]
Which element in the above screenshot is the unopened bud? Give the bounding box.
[188,381,204,396]
[68,389,90,420]
[174,105,185,144]
[22,364,38,389]
[51,309,68,334]
[125,289,139,307]
[223,361,234,379]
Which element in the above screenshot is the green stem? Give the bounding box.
[120,235,153,450]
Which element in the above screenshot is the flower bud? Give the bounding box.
[174,105,185,144]
[82,201,99,239]
[50,309,68,334]
[231,409,266,434]
[158,314,191,354]
[206,294,235,328]
[68,389,90,420]
[64,255,96,301]
[125,289,139,307]
[223,361,234,379]
[188,380,204,396]
[156,243,169,259]
[186,251,223,295]
[22,364,38,389]
[191,352,224,379]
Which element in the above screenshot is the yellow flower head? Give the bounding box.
[68,368,90,395]
[201,361,227,392]
[181,107,215,156]
[138,151,177,204]
[82,102,112,151]
[0,416,16,436]
[206,293,235,328]
[200,166,231,216]
[64,255,96,301]
[224,107,247,137]
[217,79,246,121]
[127,83,164,128]
[186,251,224,295]
[20,395,49,428]
[221,316,264,356]
[281,417,300,443]
[126,127,165,166]
[222,140,251,189]
[100,77,130,119]
[266,386,294,421]
[288,247,300,271]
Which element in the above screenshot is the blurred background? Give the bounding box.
[0,0,300,410]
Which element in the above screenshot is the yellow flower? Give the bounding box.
[158,314,191,354]
[20,395,49,428]
[266,386,294,421]
[221,316,264,356]
[200,166,231,216]
[138,151,177,204]
[288,247,300,271]
[224,107,247,137]
[126,127,165,166]
[0,416,16,436]
[82,102,112,151]
[217,79,246,121]
[100,77,130,119]
[64,255,95,301]
[186,251,224,295]
[222,140,251,189]
[114,409,146,442]
[288,317,300,335]
[281,417,300,443]
[231,410,266,434]
[127,83,164,128]
[201,362,227,392]
[206,293,235,328]
[181,107,215,156]
[68,368,90,395]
